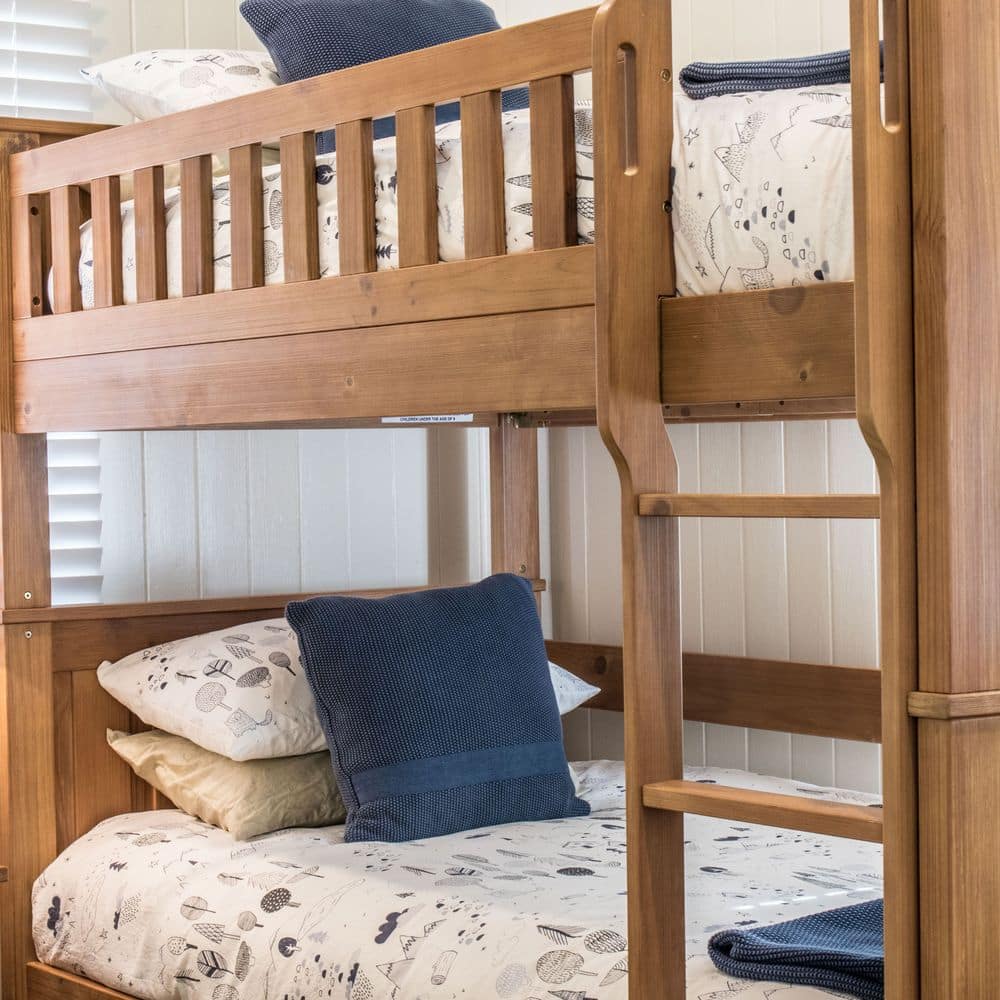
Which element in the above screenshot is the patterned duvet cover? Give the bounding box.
[34,760,882,1000]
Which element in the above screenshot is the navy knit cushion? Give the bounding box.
[286,575,588,842]
[709,899,884,1000]
[240,0,529,152]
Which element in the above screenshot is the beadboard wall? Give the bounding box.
[87,0,879,792]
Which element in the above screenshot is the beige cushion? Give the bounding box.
[108,729,345,840]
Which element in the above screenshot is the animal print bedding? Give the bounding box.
[63,86,855,307]
[33,760,882,999]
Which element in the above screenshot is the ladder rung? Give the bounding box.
[638,493,880,519]
[643,779,883,843]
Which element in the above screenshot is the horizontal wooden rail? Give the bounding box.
[638,493,881,519]
[643,779,884,843]
[908,689,1000,721]
[661,282,856,404]
[8,8,597,196]
[543,643,882,742]
[28,963,130,1000]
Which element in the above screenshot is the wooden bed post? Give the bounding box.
[908,0,1000,996]
[489,418,540,582]
[0,129,58,1000]
[592,1,681,997]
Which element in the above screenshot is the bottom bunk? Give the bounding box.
[32,760,882,1000]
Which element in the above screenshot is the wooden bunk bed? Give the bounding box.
[0,0,996,997]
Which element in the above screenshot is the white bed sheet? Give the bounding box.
[63,87,855,308]
[34,760,882,1000]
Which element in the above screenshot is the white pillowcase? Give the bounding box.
[82,49,280,121]
[97,618,322,762]
[97,619,600,762]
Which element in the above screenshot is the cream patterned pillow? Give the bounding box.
[82,49,280,121]
[97,619,324,761]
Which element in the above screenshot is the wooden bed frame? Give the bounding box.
[0,0,996,997]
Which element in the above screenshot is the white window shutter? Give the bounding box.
[48,433,102,605]
[0,0,92,121]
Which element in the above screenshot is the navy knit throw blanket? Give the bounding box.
[679,48,860,99]
[708,899,884,1000]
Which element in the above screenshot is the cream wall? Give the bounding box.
[89,0,879,792]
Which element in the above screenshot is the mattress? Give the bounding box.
[64,86,854,308]
[33,760,882,1000]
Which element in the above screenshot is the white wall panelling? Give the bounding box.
[88,0,879,791]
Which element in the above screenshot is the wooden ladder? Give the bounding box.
[593,0,917,998]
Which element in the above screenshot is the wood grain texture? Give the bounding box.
[180,155,214,297]
[461,91,506,259]
[850,0,920,994]
[15,307,597,432]
[49,186,82,314]
[132,166,167,303]
[0,434,51,609]
[638,493,880,519]
[395,106,439,267]
[335,119,377,275]
[14,245,593,362]
[908,690,1000,721]
[489,417,540,578]
[229,143,264,290]
[27,964,132,1000]
[661,282,856,404]
[529,75,577,249]
[9,9,597,197]
[644,779,885,843]
[592,1,682,997]
[90,176,124,309]
[10,195,44,320]
[280,132,320,282]
[0,626,56,1000]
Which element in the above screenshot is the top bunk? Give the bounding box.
[0,1,885,434]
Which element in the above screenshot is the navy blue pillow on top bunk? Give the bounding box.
[240,0,530,152]
[286,574,588,843]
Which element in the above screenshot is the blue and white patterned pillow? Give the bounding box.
[240,0,529,151]
[287,575,589,842]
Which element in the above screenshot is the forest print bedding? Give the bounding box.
[64,86,855,307]
[34,760,882,1000]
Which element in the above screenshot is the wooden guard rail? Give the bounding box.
[8,9,597,325]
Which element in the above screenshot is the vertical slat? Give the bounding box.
[11,196,44,320]
[181,154,214,297]
[49,185,82,315]
[229,143,264,290]
[530,75,577,250]
[52,671,75,852]
[280,132,319,282]
[460,90,505,258]
[90,176,123,309]
[335,118,377,276]
[593,3,681,1000]
[133,166,167,302]
[395,106,439,267]
[489,417,540,580]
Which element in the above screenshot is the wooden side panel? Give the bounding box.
[460,91,505,259]
[336,119,377,276]
[180,154,214,297]
[90,176,124,309]
[49,186,82,314]
[28,963,133,1000]
[229,144,264,290]
[529,75,577,250]
[395,106,439,267]
[280,132,320,283]
[14,307,597,432]
[592,2,681,999]
[660,283,856,405]
[489,418,540,579]
[133,166,167,303]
